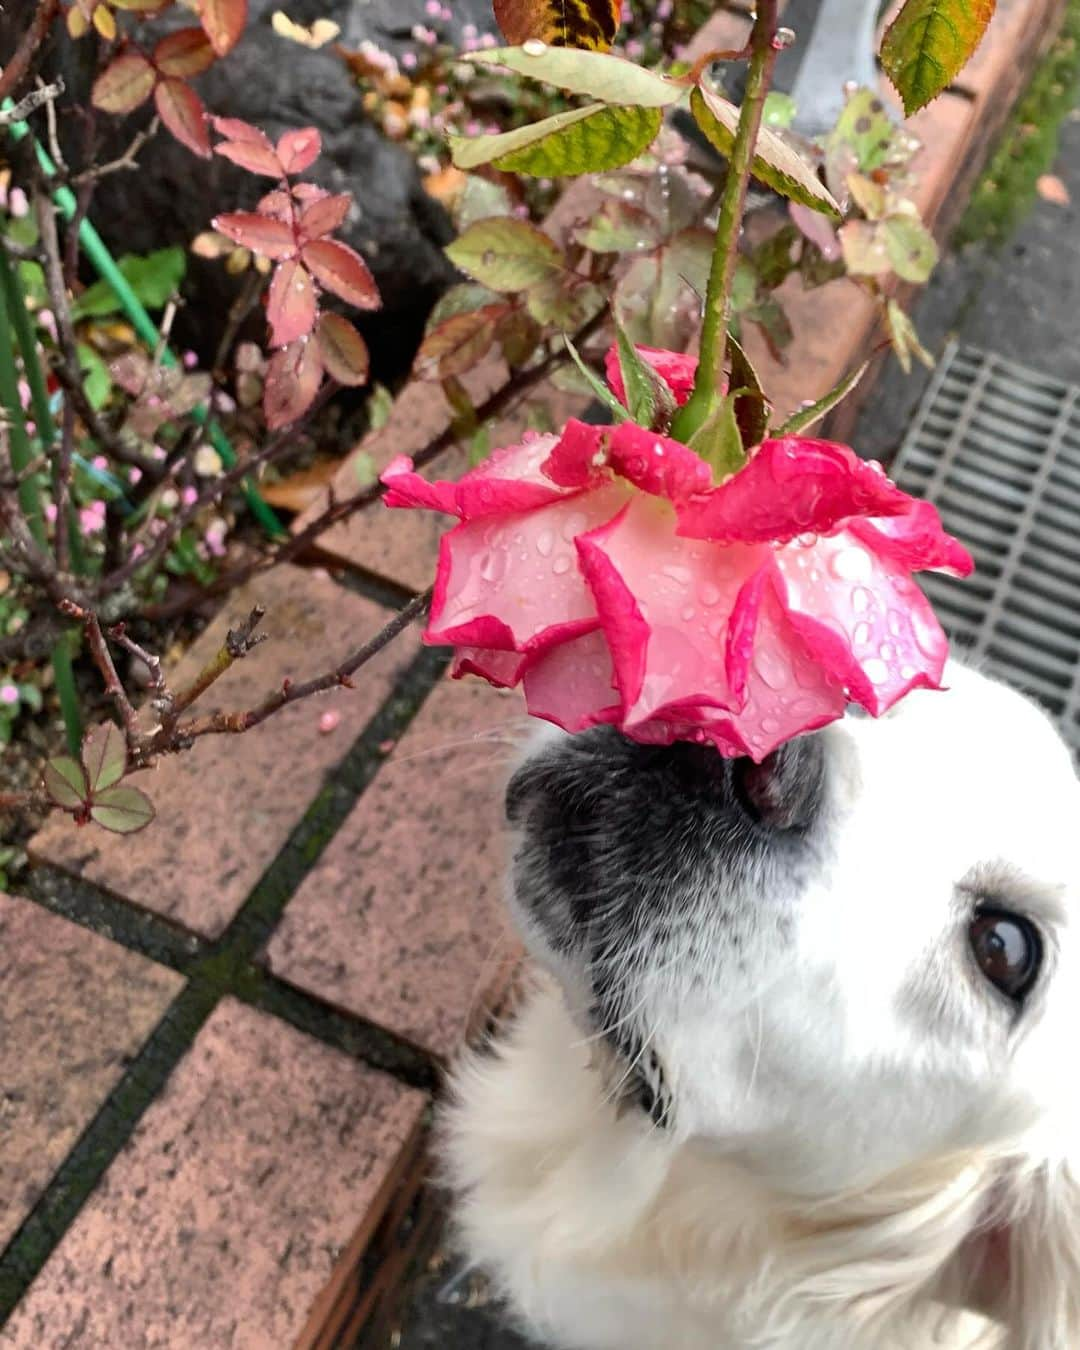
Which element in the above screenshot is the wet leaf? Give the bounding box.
[763,92,797,129]
[574,200,661,252]
[89,784,156,834]
[773,359,870,434]
[154,27,217,77]
[525,272,605,328]
[298,193,351,240]
[687,392,746,480]
[881,0,995,115]
[563,335,630,421]
[315,312,370,385]
[614,320,675,429]
[452,103,661,178]
[199,0,248,56]
[267,258,316,346]
[155,78,211,158]
[428,282,504,326]
[691,86,840,217]
[264,337,323,427]
[214,139,283,176]
[43,756,89,811]
[883,214,938,282]
[301,239,380,309]
[414,306,506,379]
[614,227,710,350]
[82,722,127,794]
[468,46,682,106]
[455,176,514,230]
[492,0,619,52]
[92,51,156,114]
[847,172,888,221]
[828,89,899,173]
[445,218,564,292]
[839,219,891,276]
[727,333,769,450]
[213,211,296,259]
[277,127,321,175]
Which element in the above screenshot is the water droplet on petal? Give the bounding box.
[700,582,722,606]
[662,564,692,585]
[864,658,889,685]
[561,512,587,541]
[886,609,904,637]
[829,547,873,582]
[852,586,872,615]
[853,622,872,647]
[536,528,555,558]
[522,37,547,53]
[880,642,894,661]
[553,555,572,575]
[479,549,507,584]
[761,716,780,734]
[681,606,696,622]
[754,646,789,691]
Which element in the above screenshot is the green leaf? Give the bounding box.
[525,273,605,329]
[614,227,711,350]
[763,91,797,129]
[82,721,127,794]
[72,248,186,320]
[686,392,746,480]
[839,220,892,276]
[690,86,840,218]
[573,200,661,253]
[828,89,899,173]
[847,172,888,221]
[451,104,662,177]
[43,755,89,810]
[77,343,112,410]
[445,218,564,292]
[613,320,676,430]
[89,784,156,833]
[727,333,769,451]
[414,305,505,380]
[563,335,631,422]
[773,359,870,435]
[881,0,995,115]
[468,46,684,107]
[883,214,939,282]
[885,299,935,375]
[428,281,505,326]
[455,176,514,230]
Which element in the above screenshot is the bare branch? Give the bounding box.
[0,0,61,106]
[59,601,141,741]
[71,119,159,185]
[0,78,64,128]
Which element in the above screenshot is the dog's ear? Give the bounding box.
[941,1160,1080,1349]
[996,1161,1080,1349]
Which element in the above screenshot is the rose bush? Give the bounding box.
[383,344,972,761]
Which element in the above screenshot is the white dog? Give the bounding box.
[441,665,1080,1349]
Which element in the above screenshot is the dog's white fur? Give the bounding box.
[442,667,1080,1348]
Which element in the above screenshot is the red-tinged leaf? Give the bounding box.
[315,312,370,386]
[213,211,297,258]
[298,193,351,241]
[215,139,283,177]
[301,238,380,310]
[211,115,272,146]
[89,784,156,834]
[92,51,157,115]
[881,0,996,115]
[82,722,127,794]
[414,305,504,380]
[266,259,316,346]
[264,337,323,428]
[154,27,216,76]
[257,189,294,222]
[43,755,90,811]
[291,183,326,201]
[155,78,210,157]
[276,127,321,175]
[199,0,247,55]
[493,0,619,50]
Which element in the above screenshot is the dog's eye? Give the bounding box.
[969,909,1042,1004]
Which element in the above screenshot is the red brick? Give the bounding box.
[31,566,420,938]
[0,892,183,1250]
[265,673,524,1058]
[2,999,426,1350]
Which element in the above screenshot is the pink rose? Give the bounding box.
[382,345,972,761]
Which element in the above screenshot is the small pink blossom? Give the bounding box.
[181,486,199,507]
[92,455,109,471]
[425,0,441,15]
[44,502,58,524]
[318,709,341,734]
[402,50,418,68]
[9,188,28,218]
[0,683,19,706]
[462,21,477,36]
[382,344,972,761]
[182,349,199,370]
[203,520,228,556]
[79,501,106,534]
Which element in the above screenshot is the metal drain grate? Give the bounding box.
[890,342,1080,753]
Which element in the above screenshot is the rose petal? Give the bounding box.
[541,418,606,490]
[775,529,949,715]
[522,630,622,732]
[607,421,713,502]
[676,438,913,544]
[427,482,631,654]
[383,433,572,519]
[576,493,765,726]
[846,500,974,577]
[604,343,698,408]
[452,647,530,687]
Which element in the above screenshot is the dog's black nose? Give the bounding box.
[733,735,825,832]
